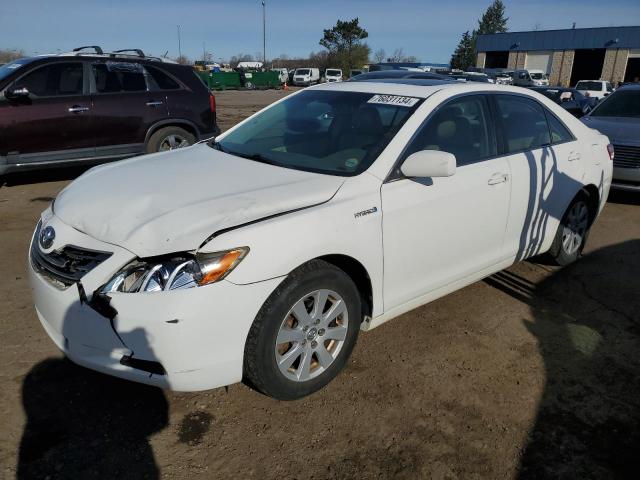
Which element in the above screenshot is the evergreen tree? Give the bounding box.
[450,31,476,70]
[449,1,509,70]
[320,18,369,74]
[477,0,508,35]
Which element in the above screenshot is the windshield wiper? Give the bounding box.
[233,152,282,167]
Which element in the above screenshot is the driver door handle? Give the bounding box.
[488,173,509,185]
[68,105,89,113]
[146,101,164,107]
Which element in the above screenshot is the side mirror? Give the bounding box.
[401,150,456,178]
[5,86,30,99]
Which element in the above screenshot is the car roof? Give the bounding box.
[311,80,548,99]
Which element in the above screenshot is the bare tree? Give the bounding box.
[389,48,404,63]
[373,48,386,63]
[0,48,26,63]
[174,55,191,65]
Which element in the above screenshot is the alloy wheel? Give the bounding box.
[562,200,589,255]
[275,289,349,382]
[159,134,189,151]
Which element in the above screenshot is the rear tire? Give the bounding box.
[548,191,592,266]
[243,260,361,400]
[146,126,195,153]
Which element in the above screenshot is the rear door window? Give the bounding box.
[15,62,84,97]
[145,66,181,90]
[495,95,551,153]
[92,62,147,93]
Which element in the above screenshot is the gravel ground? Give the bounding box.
[1,89,639,480]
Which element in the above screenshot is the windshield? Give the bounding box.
[326,70,341,76]
[0,58,36,83]
[296,69,310,75]
[216,90,423,176]
[576,81,602,91]
[530,72,547,80]
[589,89,640,118]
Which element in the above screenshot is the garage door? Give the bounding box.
[525,51,553,73]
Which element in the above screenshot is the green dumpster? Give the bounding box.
[244,71,281,89]
[198,72,242,90]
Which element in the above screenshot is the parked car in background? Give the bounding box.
[324,69,343,82]
[575,80,613,100]
[529,87,597,117]
[581,84,640,191]
[0,46,219,176]
[483,69,513,85]
[463,72,493,83]
[29,80,611,400]
[349,70,452,82]
[293,68,320,86]
[349,69,364,78]
[513,69,549,87]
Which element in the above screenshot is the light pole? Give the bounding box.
[262,0,266,65]
[177,24,182,60]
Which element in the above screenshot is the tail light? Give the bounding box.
[607,144,614,161]
[209,93,216,113]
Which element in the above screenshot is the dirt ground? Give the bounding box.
[1,89,639,480]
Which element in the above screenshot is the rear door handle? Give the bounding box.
[68,105,89,113]
[488,173,509,185]
[146,101,164,107]
[568,151,581,162]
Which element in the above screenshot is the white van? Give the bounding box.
[575,80,614,100]
[271,68,288,83]
[513,69,549,87]
[293,68,320,86]
[324,69,343,82]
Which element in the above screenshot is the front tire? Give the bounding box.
[243,260,361,400]
[548,192,592,265]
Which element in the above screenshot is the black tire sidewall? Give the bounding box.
[146,127,195,153]
[244,263,361,400]
[549,192,590,266]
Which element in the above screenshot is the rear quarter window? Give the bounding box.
[145,65,181,90]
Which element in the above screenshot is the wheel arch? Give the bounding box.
[144,119,200,146]
[581,184,601,225]
[312,254,374,323]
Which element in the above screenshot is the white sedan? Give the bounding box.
[29,80,613,399]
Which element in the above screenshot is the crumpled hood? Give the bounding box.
[54,144,344,257]
[581,116,640,145]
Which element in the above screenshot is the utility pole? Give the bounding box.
[203,41,206,62]
[177,24,182,59]
[262,0,266,65]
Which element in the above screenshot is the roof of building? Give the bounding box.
[477,25,640,52]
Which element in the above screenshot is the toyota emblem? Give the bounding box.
[39,226,56,249]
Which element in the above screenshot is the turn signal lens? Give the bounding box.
[607,144,614,161]
[197,248,249,286]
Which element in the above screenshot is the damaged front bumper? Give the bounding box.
[28,210,283,391]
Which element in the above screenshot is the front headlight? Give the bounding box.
[101,247,249,293]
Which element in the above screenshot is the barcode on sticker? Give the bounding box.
[368,95,419,107]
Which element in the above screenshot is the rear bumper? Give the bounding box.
[28,211,284,391]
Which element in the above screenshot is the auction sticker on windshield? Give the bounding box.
[368,95,419,107]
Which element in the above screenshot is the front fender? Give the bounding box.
[200,173,385,317]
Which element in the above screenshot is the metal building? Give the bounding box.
[476,26,640,87]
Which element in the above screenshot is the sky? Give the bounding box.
[1,0,640,64]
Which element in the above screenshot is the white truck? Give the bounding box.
[324,69,343,82]
[293,68,320,86]
[575,80,614,100]
[512,69,549,87]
